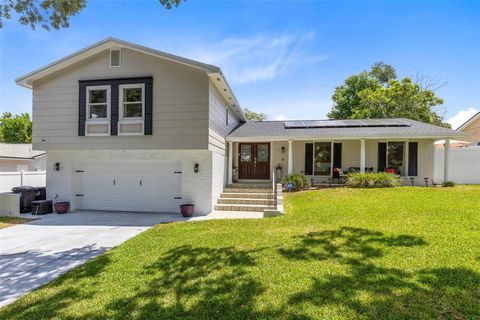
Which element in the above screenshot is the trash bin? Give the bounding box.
[11,186,37,213]
[35,187,47,201]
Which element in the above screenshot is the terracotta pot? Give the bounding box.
[180,204,194,217]
[54,201,70,214]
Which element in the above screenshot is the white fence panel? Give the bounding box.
[0,171,46,192]
[434,147,480,184]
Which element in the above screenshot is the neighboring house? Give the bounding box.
[15,38,463,215]
[0,144,46,172]
[456,112,480,147]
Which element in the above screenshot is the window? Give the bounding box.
[118,84,144,135]
[314,142,332,176]
[110,49,121,67]
[85,85,110,136]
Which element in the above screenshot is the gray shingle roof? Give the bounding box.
[227,118,463,140]
[0,144,45,159]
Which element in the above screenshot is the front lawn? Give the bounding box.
[1,186,479,319]
[0,217,31,229]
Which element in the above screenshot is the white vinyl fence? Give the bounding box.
[0,171,46,192]
[434,147,480,184]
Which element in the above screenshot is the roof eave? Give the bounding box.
[15,37,221,89]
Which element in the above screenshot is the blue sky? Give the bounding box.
[1,0,479,128]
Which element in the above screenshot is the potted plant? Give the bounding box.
[180,204,195,217]
[54,195,70,214]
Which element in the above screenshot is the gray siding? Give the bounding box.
[32,48,209,150]
[208,81,241,155]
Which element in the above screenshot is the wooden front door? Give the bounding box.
[238,143,270,180]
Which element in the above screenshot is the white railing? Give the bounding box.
[272,168,276,206]
[0,170,46,192]
[434,147,480,184]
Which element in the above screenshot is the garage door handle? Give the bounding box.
[139,179,142,186]
[113,179,115,186]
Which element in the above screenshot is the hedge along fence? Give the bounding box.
[346,172,400,188]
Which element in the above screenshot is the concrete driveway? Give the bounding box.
[0,211,192,307]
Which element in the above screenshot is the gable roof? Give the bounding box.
[457,112,480,131]
[227,118,464,141]
[0,144,45,160]
[15,37,245,121]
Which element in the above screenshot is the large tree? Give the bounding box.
[328,62,450,127]
[0,0,184,30]
[0,112,32,143]
[244,108,267,121]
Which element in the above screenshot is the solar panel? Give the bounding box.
[284,119,411,129]
[284,121,306,128]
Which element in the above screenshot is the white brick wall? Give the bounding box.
[46,150,215,215]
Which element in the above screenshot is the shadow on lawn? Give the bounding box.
[280,227,480,319]
[101,245,278,319]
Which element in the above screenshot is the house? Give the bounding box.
[15,38,464,215]
[456,112,480,147]
[0,144,46,172]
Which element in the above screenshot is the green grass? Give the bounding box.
[1,186,480,319]
[0,217,31,229]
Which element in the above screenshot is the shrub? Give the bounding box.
[281,174,310,191]
[346,172,400,188]
[442,181,455,187]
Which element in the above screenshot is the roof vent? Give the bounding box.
[110,49,121,67]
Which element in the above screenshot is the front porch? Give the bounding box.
[226,139,439,186]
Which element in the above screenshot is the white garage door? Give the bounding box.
[75,160,182,212]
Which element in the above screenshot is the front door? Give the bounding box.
[238,143,270,179]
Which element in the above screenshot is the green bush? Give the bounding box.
[281,174,310,191]
[442,181,455,187]
[346,172,400,188]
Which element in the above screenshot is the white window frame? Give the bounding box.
[118,83,145,136]
[110,48,121,68]
[85,85,111,136]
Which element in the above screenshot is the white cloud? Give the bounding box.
[184,32,327,85]
[272,114,291,121]
[447,107,479,129]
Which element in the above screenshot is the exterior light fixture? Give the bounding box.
[281,146,285,153]
[54,163,60,171]
[424,177,429,187]
[194,163,199,173]
[409,177,414,186]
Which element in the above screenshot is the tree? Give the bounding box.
[244,108,267,121]
[328,62,450,127]
[0,112,32,143]
[0,0,184,30]
[370,62,397,84]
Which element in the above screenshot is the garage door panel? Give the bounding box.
[75,160,182,213]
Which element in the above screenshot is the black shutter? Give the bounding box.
[144,78,153,135]
[408,142,418,176]
[304,143,313,175]
[78,82,86,136]
[333,143,342,169]
[378,143,387,172]
[111,84,119,135]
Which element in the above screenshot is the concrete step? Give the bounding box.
[224,188,272,193]
[220,192,274,199]
[214,204,275,212]
[227,183,272,189]
[217,198,274,205]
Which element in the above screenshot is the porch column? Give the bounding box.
[227,141,233,184]
[360,139,366,173]
[288,140,293,175]
[444,138,450,182]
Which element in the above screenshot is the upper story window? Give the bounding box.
[118,83,145,135]
[85,85,110,136]
[110,49,121,67]
[87,86,110,119]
